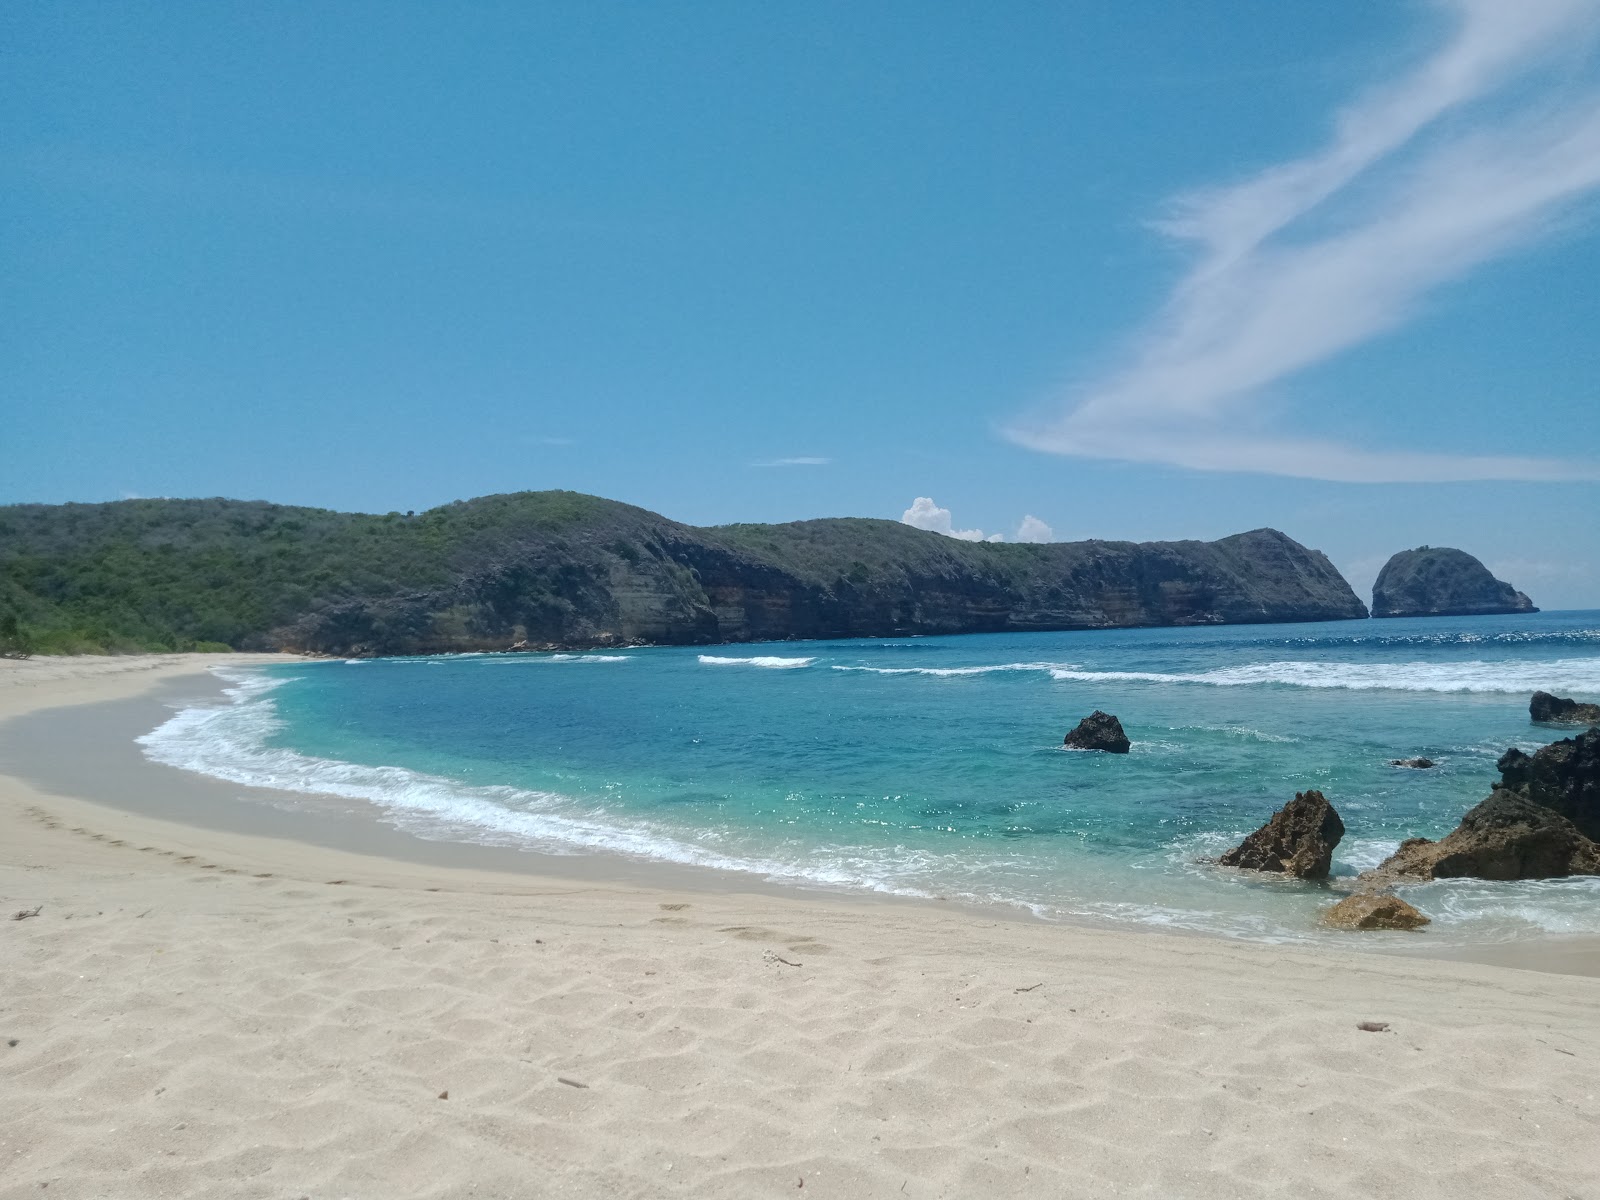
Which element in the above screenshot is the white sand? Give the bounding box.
[2,655,1598,1199]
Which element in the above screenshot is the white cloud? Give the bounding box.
[901,496,991,540]
[899,497,1033,543]
[1007,0,1600,483]
[751,456,832,467]
[1014,515,1054,543]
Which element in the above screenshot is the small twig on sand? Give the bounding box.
[12,906,41,921]
[762,949,802,967]
[1014,983,1043,993]
[558,1077,589,1089]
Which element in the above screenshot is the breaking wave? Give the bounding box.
[699,655,815,669]
[1045,657,1600,694]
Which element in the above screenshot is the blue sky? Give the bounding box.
[5,1,1599,606]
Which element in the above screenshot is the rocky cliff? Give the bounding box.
[0,491,1369,656]
[279,505,1368,655]
[1370,547,1536,618]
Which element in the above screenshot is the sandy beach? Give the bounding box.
[3,656,1598,1199]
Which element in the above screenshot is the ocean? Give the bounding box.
[138,611,1600,945]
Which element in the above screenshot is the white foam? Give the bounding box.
[833,661,1076,678]
[699,655,814,669]
[1046,656,1600,694]
[136,669,939,901]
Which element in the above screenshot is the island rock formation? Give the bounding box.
[1370,547,1536,618]
[1063,711,1130,754]
[1219,791,1344,880]
[1530,692,1600,727]
[0,492,1371,655]
[1389,757,1435,769]
[1320,893,1430,931]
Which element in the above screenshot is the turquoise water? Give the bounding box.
[141,612,1600,943]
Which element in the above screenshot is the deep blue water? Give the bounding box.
[141,611,1600,943]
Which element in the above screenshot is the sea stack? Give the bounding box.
[1063,711,1130,753]
[1370,547,1536,618]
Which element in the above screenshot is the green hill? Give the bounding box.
[0,491,1368,656]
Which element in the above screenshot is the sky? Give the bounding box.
[5,1,1600,607]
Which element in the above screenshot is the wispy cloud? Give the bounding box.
[751,456,832,467]
[1007,0,1600,483]
[899,498,1055,543]
[526,435,576,447]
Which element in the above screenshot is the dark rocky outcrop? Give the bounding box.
[1063,711,1130,754]
[1363,792,1600,884]
[1494,729,1600,841]
[1371,546,1536,618]
[1530,691,1600,727]
[1389,757,1435,769]
[0,493,1372,656]
[1321,893,1430,931]
[1219,791,1345,879]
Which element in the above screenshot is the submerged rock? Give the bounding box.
[1530,691,1600,727]
[1063,711,1130,754]
[1390,757,1435,769]
[1321,893,1430,931]
[1363,791,1600,884]
[1494,728,1600,840]
[1219,791,1344,880]
[1371,546,1537,618]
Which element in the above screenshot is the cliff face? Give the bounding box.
[1371,547,1537,618]
[277,506,1369,655]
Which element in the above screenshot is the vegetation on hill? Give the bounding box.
[0,491,1368,655]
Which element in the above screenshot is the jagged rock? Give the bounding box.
[1219,791,1344,880]
[1321,893,1430,931]
[1363,791,1600,884]
[1371,546,1537,618]
[1494,728,1600,840]
[1063,711,1130,753]
[1389,757,1435,769]
[1530,691,1600,727]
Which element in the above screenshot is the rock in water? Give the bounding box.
[1219,791,1345,879]
[1389,757,1435,769]
[1370,546,1537,618]
[1321,894,1430,931]
[1364,791,1600,883]
[1063,711,1130,754]
[1494,728,1600,840]
[1530,691,1600,727]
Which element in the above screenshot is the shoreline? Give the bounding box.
[5,653,1600,975]
[5,655,1600,1197]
